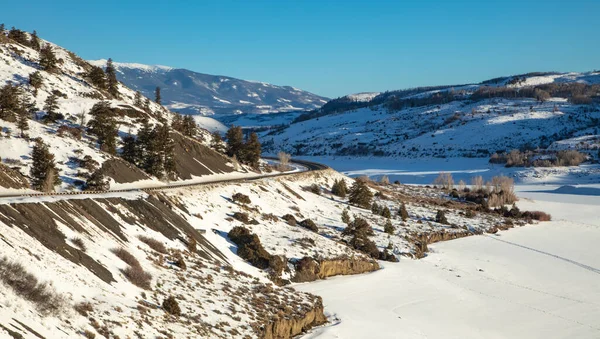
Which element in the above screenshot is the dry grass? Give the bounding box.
[434,172,454,190]
[74,301,94,316]
[137,235,168,254]
[0,257,67,315]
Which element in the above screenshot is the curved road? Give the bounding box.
[0,158,329,199]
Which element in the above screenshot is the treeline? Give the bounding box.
[224,126,261,168]
[489,149,588,167]
[472,82,600,104]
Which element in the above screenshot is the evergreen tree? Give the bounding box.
[85,169,110,191]
[348,179,373,209]
[371,202,380,215]
[331,179,348,198]
[155,86,161,104]
[342,217,378,258]
[87,101,118,154]
[171,113,183,132]
[381,206,391,218]
[136,119,153,164]
[225,125,244,158]
[163,130,177,180]
[28,71,43,96]
[7,27,29,45]
[121,134,138,165]
[105,58,119,97]
[384,219,394,235]
[133,91,143,107]
[16,102,29,137]
[435,210,449,225]
[0,24,5,33]
[182,115,197,137]
[39,44,58,72]
[0,83,22,122]
[87,66,107,90]
[143,97,151,113]
[242,132,261,168]
[42,93,61,123]
[211,131,225,153]
[398,203,409,221]
[30,30,41,51]
[341,208,351,224]
[30,139,61,191]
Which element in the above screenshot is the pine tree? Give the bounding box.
[121,134,138,165]
[163,131,177,180]
[384,219,394,235]
[7,27,29,45]
[87,101,118,154]
[39,45,58,72]
[341,208,351,224]
[134,91,143,107]
[348,179,373,209]
[42,93,60,123]
[0,83,22,122]
[182,115,197,137]
[30,139,61,191]
[0,24,5,33]
[16,102,29,137]
[171,113,183,132]
[241,132,261,168]
[225,125,244,158]
[28,71,43,96]
[211,131,225,153]
[381,206,391,218]
[331,179,348,198]
[85,169,110,191]
[105,58,119,97]
[30,30,41,51]
[155,87,161,105]
[398,203,409,221]
[87,66,107,90]
[143,97,151,113]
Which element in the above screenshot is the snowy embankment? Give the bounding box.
[297,185,600,339]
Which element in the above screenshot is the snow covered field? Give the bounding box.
[297,183,600,339]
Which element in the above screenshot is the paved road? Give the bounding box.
[0,158,328,199]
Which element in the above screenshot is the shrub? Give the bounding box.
[556,150,586,166]
[71,237,87,252]
[299,219,318,232]
[379,175,389,184]
[524,211,552,221]
[308,184,321,195]
[173,253,186,270]
[138,236,168,254]
[0,257,67,315]
[232,192,251,205]
[162,296,181,315]
[232,212,250,224]
[228,227,272,269]
[371,202,381,215]
[435,210,449,225]
[282,214,297,226]
[122,265,152,290]
[111,248,140,267]
[74,301,94,316]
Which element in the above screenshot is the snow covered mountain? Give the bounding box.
[89,59,329,116]
[262,71,600,158]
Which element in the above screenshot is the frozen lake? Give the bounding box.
[296,159,600,339]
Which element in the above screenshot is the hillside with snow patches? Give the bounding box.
[89,59,329,116]
[262,72,600,159]
[0,29,242,192]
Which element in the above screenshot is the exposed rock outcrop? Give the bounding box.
[260,297,327,339]
[292,256,380,283]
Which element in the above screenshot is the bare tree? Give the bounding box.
[277,151,291,171]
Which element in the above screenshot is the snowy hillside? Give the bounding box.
[89,59,329,116]
[0,29,241,191]
[263,71,600,159]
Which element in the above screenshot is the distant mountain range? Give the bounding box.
[89,60,328,116]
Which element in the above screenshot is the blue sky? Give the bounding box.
[3,0,599,97]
